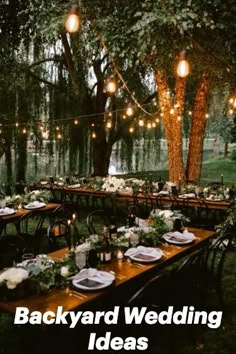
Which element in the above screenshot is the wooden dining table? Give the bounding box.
[0,227,216,314]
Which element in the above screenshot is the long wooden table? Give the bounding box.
[0,227,215,314]
[32,183,231,211]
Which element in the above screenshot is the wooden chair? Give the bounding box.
[86,209,112,235]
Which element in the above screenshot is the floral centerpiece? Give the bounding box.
[101,176,126,193]
[22,190,52,204]
[0,252,77,301]
[5,195,23,208]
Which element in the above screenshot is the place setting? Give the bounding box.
[0,207,16,217]
[71,268,115,291]
[24,201,47,210]
[162,230,196,245]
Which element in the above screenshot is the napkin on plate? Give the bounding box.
[163,231,196,242]
[72,268,114,284]
[68,183,81,189]
[153,191,169,196]
[179,193,196,198]
[0,207,14,215]
[25,201,45,208]
[125,246,164,258]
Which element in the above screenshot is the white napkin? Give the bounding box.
[26,201,45,208]
[163,231,196,242]
[125,246,164,258]
[73,268,114,284]
[68,183,81,189]
[158,210,174,218]
[179,193,195,198]
[0,207,15,215]
[153,191,169,196]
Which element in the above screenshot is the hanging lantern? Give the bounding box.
[138,118,144,127]
[106,76,117,94]
[177,51,190,78]
[65,5,80,33]
[126,103,134,117]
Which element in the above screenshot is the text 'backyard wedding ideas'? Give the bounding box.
[14,305,223,351]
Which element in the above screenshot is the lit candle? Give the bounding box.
[117,250,124,260]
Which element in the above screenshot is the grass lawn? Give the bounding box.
[120,156,236,186]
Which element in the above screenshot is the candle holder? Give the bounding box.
[116,249,124,260]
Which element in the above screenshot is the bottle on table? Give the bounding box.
[109,217,117,239]
[100,226,111,263]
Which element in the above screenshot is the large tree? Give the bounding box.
[84,0,236,183]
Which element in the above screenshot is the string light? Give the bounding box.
[126,103,134,117]
[74,119,78,125]
[57,133,62,139]
[147,121,152,129]
[56,126,60,131]
[205,113,209,119]
[188,111,192,116]
[65,5,80,33]
[15,122,19,127]
[92,131,96,139]
[177,51,190,78]
[152,122,156,128]
[177,116,181,122]
[106,120,112,129]
[91,123,95,127]
[156,118,160,123]
[138,118,144,127]
[122,115,126,119]
[22,128,27,134]
[129,126,134,133]
[170,108,174,115]
[105,76,117,94]
[108,112,112,117]
[229,109,234,115]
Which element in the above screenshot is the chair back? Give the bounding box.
[86,209,111,235]
[47,219,71,249]
[133,191,153,218]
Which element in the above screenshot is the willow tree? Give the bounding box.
[84,0,235,183]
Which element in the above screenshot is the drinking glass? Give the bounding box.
[75,251,86,269]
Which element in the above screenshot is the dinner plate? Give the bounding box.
[68,184,81,189]
[0,208,16,216]
[205,197,224,202]
[127,248,164,264]
[163,232,195,245]
[72,271,115,291]
[40,181,48,185]
[24,202,46,210]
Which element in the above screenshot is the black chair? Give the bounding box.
[203,232,234,308]
[86,209,112,235]
[133,191,154,218]
[47,219,72,250]
[0,235,26,269]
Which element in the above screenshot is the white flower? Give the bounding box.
[0,268,29,290]
[60,266,69,278]
[76,242,91,253]
[159,210,174,219]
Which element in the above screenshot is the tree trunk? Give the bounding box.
[92,128,112,176]
[155,70,186,184]
[224,142,228,157]
[186,73,210,183]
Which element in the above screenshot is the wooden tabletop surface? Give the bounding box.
[0,203,61,223]
[0,227,215,314]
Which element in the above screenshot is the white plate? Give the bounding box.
[129,248,164,263]
[0,208,16,216]
[24,202,46,210]
[205,197,223,202]
[40,181,48,185]
[163,232,195,245]
[68,184,81,189]
[72,271,115,291]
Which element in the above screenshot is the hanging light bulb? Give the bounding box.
[147,121,152,129]
[65,5,80,33]
[74,119,78,125]
[177,116,182,122]
[177,51,190,78]
[22,128,27,134]
[188,111,192,116]
[129,126,134,133]
[229,97,234,104]
[205,113,209,119]
[229,109,234,115]
[138,118,144,127]
[92,131,96,139]
[122,115,126,119]
[170,108,175,115]
[152,122,156,128]
[106,120,112,129]
[56,126,60,131]
[15,122,19,127]
[57,133,62,139]
[126,103,134,117]
[108,112,112,117]
[156,118,160,123]
[106,76,117,94]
